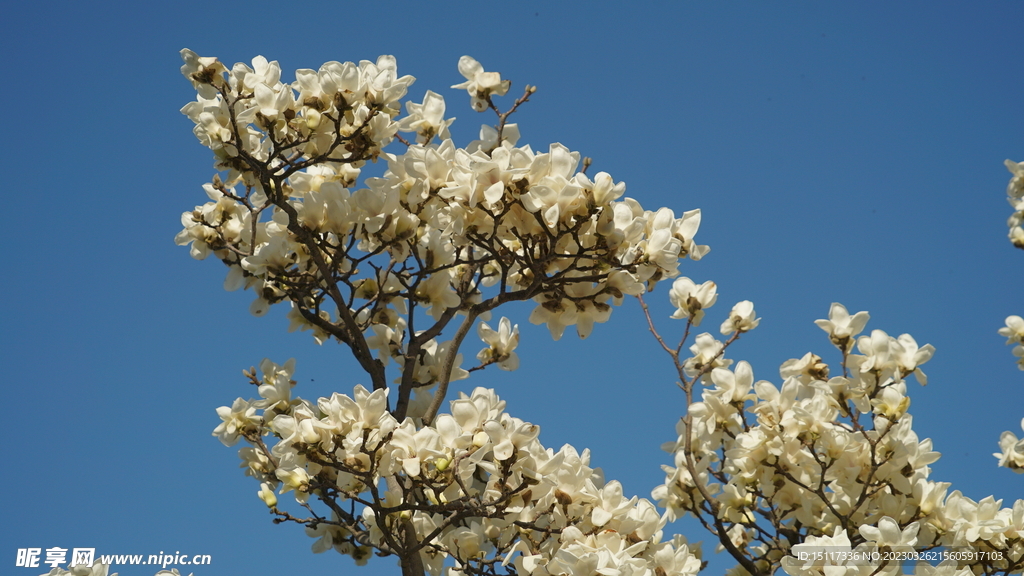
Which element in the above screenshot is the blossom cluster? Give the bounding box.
[646,301,1024,576]
[178,50,715,576]
[215,359,701,576]
[175,49,707,352]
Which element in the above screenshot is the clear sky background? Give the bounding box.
[3,2,1022,576]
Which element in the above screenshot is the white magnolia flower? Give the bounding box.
[275,452,311,503]
[779,352,829,382]
[1011,225,1024,249]
[870,383,910,420]
[684,333,731,378]
[1013,343,1024,370]
[999,315,1024,344]
[1003,313,1024,366]
[414,272,461,320]
[397,90,454,143]
[720,300,759,335]
[180,48,226,99]
[668,277,717,325]
[815,302,870,349]
[232,55,281,93]
[676,209,710,261]
[859,516,920,548]
[528,296,577,341]
[710,361,755,403]
[476,317,520,371]
[892,333,935,384]
[1006,159,1024,199]
[213,398,260,446]
[857,329,898,375]
[577,171,626,207]
[452,56,511,112]
[994,418,1024,473]
[255,358,297,411]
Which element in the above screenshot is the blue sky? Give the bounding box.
[3,2,1022,575]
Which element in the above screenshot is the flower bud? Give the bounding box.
[258,482,278,508]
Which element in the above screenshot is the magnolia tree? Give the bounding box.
[109,50,1024,576]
